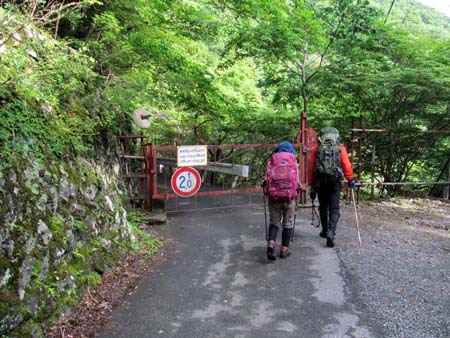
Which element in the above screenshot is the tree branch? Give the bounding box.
[305,8,344,84]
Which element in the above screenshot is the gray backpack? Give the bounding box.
[313,127,343,185]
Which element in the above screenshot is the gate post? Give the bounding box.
[357,115,364,203]
[143,143,153,211]
[298,112,308,204]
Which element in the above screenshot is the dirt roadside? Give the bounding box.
[336,197,450,338]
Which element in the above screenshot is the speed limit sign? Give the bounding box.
[171,167,202,197]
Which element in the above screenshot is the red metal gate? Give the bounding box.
[147,143,295,212]
[119,115,317,212]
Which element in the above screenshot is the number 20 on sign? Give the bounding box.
[171,167,202,197]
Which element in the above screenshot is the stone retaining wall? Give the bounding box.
[0,153,133,337]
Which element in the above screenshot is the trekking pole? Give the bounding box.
[311,199,320,227]
[351,189,362,247]
[291,197,297,242]
[263,190,268,241]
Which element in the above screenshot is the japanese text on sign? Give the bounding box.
[177,145,208,167]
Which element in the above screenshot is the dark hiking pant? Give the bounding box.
[317,180,341,236]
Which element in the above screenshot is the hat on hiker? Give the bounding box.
[275,141,296,155]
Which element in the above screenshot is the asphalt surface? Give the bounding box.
[99,205,382,338]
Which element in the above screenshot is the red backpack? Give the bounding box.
[265,152,299,201]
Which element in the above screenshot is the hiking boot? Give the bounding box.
[279,246,291,258]
[267,243,276,261]
[326,231,335,248]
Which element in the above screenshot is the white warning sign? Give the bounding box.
[177,145,208,167]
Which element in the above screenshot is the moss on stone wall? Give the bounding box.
[0,152,135,337]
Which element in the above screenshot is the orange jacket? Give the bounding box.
[308,144,353,186]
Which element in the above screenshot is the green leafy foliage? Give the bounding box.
[0,10,103,167]
[127,212,161,256]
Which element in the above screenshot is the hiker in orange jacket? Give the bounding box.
[308,127,355,247]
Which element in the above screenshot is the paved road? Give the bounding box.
[99,206,381,338]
